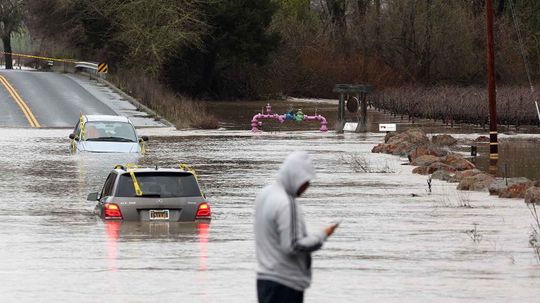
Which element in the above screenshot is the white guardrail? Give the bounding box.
[74,61,98,71]
[74,61,106,79]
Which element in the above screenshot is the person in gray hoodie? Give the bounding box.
[255,151,338,303]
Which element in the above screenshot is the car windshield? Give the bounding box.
[115,172,202,198]
[83,121,137,142]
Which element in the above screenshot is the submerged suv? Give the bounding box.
[87,165,211,221]
[69,115,148,153]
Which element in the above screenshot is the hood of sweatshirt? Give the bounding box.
[277,151,315,197]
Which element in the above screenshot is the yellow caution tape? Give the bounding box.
[140,140,146,156]
[179,163,197,179]
[79,112,85,140]
[179,163,205,196]
[129,170,143,196]
[115,164,143,196]
[0,51,78,63]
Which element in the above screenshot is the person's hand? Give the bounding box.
[324,223,339,237]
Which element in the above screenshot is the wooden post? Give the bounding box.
[334,84,372,133]
[337,93,345,132]
[486,0,498,175]
[361,92,368,131]
[355,92,368,132]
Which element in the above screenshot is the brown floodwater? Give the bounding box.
[1,98,540,301]
[1,120,540,302]
[209,99,540,180]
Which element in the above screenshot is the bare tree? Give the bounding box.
[0,0,24,69]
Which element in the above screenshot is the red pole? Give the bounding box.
[486,0,498,174]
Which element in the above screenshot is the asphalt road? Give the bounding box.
[0,70,117,128]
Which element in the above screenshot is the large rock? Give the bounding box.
[432,134,457,146]
[499,182,534,199]
[384,132,397,143]
[488,177,531,196]
[386,128,429,146]
[408,145,448,161]
[372,143,398,154]
[449,169,482,183]
[525,181,540,204]
[428,162,456,174]
[372,143,385,153]
[411,155,441,167]
[457,173,495,191]
[474,136,490,143]
[431,169,455,181]
[374,128,430,156]
[412,166,430,175]
[443,154,475,171]
[391,141,415,155]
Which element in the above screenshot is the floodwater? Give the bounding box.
[1,114,540,301]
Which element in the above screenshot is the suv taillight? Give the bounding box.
[104,203,123,220]
[196,202,211,219]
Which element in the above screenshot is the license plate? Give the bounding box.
[149,210,169,220]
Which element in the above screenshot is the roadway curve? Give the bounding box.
[0,70,117,128]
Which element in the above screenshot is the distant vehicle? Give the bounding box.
[69,115,148,153]
[87,165,211,222]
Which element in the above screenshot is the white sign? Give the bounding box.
[343,122,358,132]
[379,123,396,132]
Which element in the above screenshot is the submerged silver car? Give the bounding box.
[69,115,148,153]
[87,166,211,221]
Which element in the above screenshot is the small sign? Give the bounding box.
[379,123,396,132]
[98,63,108,73]
[343,122,358,132]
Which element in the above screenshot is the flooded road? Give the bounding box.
[1,127,540,302]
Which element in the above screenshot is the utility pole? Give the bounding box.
[486,0,498,175]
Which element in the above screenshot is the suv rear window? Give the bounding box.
[115,172,202,198]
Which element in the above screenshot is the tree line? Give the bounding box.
[2,0,540,99]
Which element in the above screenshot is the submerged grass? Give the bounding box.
[435,185,474,209]
[527,203,540,262]
[110,69,219,129]
[466,223,483,244]
[340,154,396,174]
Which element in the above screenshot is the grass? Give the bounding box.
[435,185,474,208]
[528,203,540,262]
[109,69,219,129]
[340,154,396,173]
[456,191,473,208]
[465,223,483,244]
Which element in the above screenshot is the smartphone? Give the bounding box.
[332,219,342,226]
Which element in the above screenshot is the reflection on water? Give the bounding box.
[197,223,210,271]
[472,138,540,180]
[105,221,210,273]
[106,221,120,272]
[1,127,540,302]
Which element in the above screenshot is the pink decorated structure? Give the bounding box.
[251,104,328,132]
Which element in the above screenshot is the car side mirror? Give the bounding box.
[87,192,99,201]
[140,136,149,142]
[69,133,75,139]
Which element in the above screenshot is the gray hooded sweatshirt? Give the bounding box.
[255,151,328,291]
